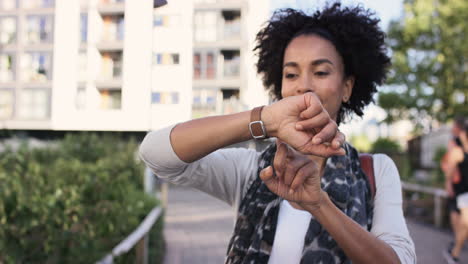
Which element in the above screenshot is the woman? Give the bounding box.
[140,3,415,263]
[443,117,468,264]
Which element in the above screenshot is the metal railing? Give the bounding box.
[96,206,163,264]
[402,181,448,228]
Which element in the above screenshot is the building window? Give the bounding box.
[222,10,241,40]
[25,15,54,44]
[0,89,14,120]
[151,92,179,104]
[99,90,121,109]
[0,17,16,45]
[22,0,54,8]
[18,89,49,119]
[153,53,179,65]
[75,87,86,110]
[193,51,216,79]
[194,11,217,42]
[78,51,87,81]
[221,49,240,78]
[80,13,88,43]
[206,52,215,79]
[0,53,15,82]
[192,88,217,110]
[99,51,122,80]
[193,53,201,79]
[101,15,124,42]
[0,0,17,10]
[153,15,181,27]
[21,52,52,82]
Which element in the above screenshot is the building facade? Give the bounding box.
[0,0,269,132]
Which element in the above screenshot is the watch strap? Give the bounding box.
[249,106,267,139]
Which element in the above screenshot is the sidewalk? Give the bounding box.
[163,186,468,264]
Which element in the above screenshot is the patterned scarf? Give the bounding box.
[225,143,373,264]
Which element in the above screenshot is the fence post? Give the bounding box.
[161,182,169,209]
[135,235,148,264]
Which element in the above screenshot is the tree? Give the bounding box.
[379,0,468,130]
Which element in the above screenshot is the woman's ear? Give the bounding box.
[342,76,355,103]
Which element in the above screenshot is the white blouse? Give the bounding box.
[139,125,416,264]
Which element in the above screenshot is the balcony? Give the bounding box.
[0,54,15,83]
[0,89,14,120]
[194,0,244,10]
[97,51,123,87]
[191,87,243,118]
[99,89,121,110]
[0,0,17,10]
[25,15,54,45]
[97,0,125,15]
[222,10,240,41]
[221,49,240,79]
[17,88,50,120]
[20,52,52,83]
[193,49,240,88]
[21,0,55,9]
[0,17,16,47]
[98,15,124,46]
[193,10,242,47]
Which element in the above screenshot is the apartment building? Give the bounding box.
[191,0,270,118]
[0,0,269,132]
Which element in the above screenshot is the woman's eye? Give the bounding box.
[285,73,297,79]
[315,71,329,76]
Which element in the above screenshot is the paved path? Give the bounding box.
[163,186,468,264]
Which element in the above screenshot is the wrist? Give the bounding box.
[300,190,330,215]
[261,105,278,137]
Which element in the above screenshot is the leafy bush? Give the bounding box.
[349,134,372,153]
[0,133,164,263]
[371,137,402,154]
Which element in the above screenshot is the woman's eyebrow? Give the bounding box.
[283,59,333,69]
[283,61,298,69]
[311,58,333,66]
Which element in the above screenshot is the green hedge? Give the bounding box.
[0,133,164,263]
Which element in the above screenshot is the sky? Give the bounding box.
[270,0,404,32]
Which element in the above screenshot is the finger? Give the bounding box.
[311,120,338,145]
[298,100,322,121]
[259,166,275,183]
[273,141,288,180]
[331,131,346,149]
[283,156,309,187]
[290,162,319,191]
[261,166,291,197]
[297,143,346,157]
[295,111,330,132]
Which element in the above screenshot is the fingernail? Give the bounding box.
[289,189,294,195]
[296,123,303,130]
[313,138,322,144]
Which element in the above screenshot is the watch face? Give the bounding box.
[249,121,266,139]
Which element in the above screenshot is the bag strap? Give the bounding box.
[359,154,376,199]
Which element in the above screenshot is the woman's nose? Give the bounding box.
[295,75,313,95]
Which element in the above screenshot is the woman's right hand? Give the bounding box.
[262,92,345,157]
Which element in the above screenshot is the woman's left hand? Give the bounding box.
[260,139,326,209]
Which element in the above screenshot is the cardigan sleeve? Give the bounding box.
[138,124,260,210]
[371,154,417,264]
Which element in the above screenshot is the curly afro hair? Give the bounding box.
[254,3,391,124]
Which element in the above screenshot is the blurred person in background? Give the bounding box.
[442,116,465,242]
[140,3,415,263]
[443,116,468,264]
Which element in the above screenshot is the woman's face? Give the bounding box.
[281,34,354,122]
